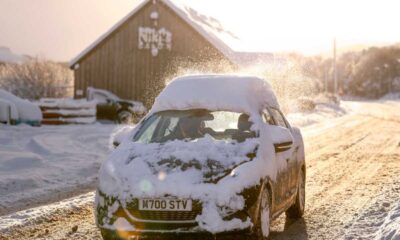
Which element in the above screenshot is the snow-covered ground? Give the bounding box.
[0,192,94,230]
[2,98,400,239]
[376,202,400,240]
[287,102,347,128]
[0,100,347,216]
[344,184,400,240]
[0,124,116,215]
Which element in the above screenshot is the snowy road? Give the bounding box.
[1,101,400,239]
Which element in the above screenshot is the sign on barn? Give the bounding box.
[138,27,172,57]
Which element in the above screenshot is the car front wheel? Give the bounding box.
[255,188,271,239]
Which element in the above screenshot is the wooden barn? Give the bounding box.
[69,0,274,106]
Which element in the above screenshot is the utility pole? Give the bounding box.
[333,38,338,95]
[324,69,328,93]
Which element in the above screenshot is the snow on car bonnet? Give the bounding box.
[150,75,279,115]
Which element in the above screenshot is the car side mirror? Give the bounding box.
[269,125,294,153]
[110,126,135,149]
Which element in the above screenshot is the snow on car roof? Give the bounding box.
[150,75,279,115]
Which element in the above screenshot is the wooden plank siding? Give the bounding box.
[73,0,236,106]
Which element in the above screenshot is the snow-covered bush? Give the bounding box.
[0,58,73,100]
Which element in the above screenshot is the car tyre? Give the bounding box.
[117,110,133,124]
[255,188,271,240]
[100,229,123,240]
[286,169,305,218]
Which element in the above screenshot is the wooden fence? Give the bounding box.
[37,98,97,125]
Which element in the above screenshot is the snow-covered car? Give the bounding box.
[0,89,42,126]
[0,98,19,124]
[96,75,306,239]
[87,87,146,124]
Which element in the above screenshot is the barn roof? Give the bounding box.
[69,0,274,68]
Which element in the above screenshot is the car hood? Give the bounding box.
[146,149,257,183]
[101,135,260,194]
[131,137,258,183]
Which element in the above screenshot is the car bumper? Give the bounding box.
[100,227,252,240]
[96,190,258,239]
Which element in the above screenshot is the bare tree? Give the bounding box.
[0,58,73,100]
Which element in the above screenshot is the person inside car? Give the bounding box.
[158,117,205,142]
[234,113,256,142]
[178,117,204,140]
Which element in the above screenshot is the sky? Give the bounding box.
[0,0,400,62]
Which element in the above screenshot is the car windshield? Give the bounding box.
[133,109,256,143]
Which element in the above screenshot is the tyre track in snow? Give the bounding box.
[1,101,400,240]
[271,102,400,240]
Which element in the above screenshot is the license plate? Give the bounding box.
[138,198,192,211]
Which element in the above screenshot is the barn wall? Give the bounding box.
[74,0,234,106]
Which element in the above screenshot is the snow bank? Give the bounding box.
[287,102,347,128]
[0,124,115,215]
[0,89,42,122]
[0,192,94,230]
[151,75,279,115]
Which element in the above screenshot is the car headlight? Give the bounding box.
[98,160,120,194]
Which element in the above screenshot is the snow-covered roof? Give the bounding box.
[69,0,273,68]
[150,75,279,115]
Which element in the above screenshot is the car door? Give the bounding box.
[262,109,289,211]
[279,110,299,199]
[268,108,298,202]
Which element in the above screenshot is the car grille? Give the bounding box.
[126,199,202,222]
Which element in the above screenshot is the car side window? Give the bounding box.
[269,108,288,128]
[162,117,179,137]
[135,115,161,143]
[262,109,275,125]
